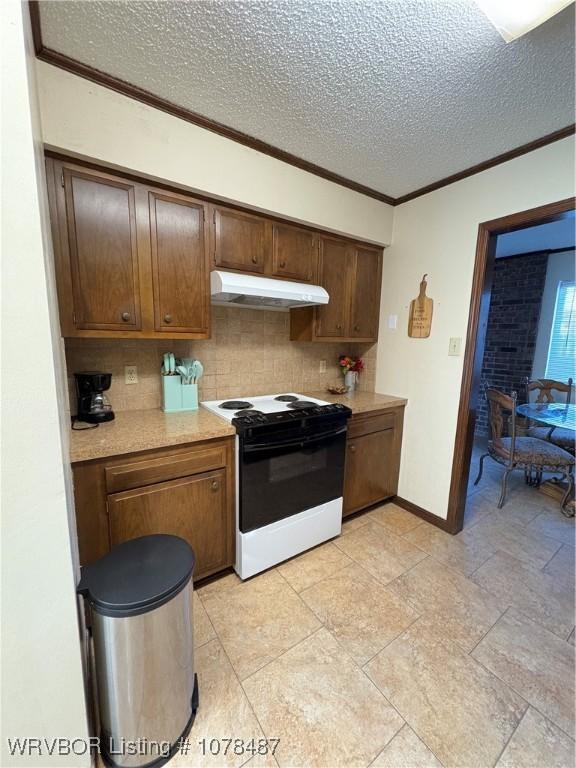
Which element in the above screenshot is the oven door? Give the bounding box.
[239,426,347,533]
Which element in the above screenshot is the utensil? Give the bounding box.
[191,360,203,383]
[181,359,192,383]
[162,352,177,375]
[176,365,189,383]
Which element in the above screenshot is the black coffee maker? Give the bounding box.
[75,371,115,423]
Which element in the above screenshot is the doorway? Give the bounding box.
[446,198,575,534]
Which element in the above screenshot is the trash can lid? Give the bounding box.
[77,534,195,617]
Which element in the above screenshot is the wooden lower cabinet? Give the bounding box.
[73,437,235,581]
[343,407,404,516]
[108,469,228,578]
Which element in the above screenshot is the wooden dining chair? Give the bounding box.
[474,387,574,510]
[524,377,574,452]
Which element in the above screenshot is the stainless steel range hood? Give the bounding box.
[210,271,329,311]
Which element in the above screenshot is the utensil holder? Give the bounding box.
[162,376,198,413]
[181,382,199,411]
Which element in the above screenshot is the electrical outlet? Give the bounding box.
[448,337,462,356]
[124,365,138,384]
[319,360,327,373]
[388,314,398,330]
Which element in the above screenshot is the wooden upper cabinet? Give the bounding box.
[213,207,269,273]
[290,237,383,342]
[213,211,319,282]
[315,237,351,338]
[47,155,382,342]
[349,247,382,340]
[271,223,317,282]
[61,167,141,330]
[48,158,211,339]
[149,191,209,334]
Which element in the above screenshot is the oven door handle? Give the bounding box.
[243,426,348,453]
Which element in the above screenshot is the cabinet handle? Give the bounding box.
[251,256,258,264]
[211,480,220,491]
[354,325,360,332]
[279,260,286,268]
[336,324,342,331]
[164,314,173,324]
[121,312,131,322]
[350,445,356,452]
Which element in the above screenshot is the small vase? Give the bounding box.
[344,371,356,392]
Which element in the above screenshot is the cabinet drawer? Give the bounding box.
[105,445,227,493]
[347,411,395,439]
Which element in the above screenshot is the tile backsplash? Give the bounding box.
[65,306,377,413]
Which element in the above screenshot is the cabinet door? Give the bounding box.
[62,167,141,330]
[349,247,382,340]
[343,430,394,515]
[149,191,209,334]
[108,469,232,580]
[213,207,268,273]
[271,223,317,282]
[315,237,351,338]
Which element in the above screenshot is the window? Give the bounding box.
[545,281,576,382]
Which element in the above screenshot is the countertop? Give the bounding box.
[70,390,407,464]
[70,408,235,464]
[304,390,407,414]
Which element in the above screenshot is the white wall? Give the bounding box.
[36,62,393,246]
[376,137,575,519]
[1,2,90,764]
[532,249,576,387]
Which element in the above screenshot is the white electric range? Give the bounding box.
[201,393,352,579]
[201,392,332,420]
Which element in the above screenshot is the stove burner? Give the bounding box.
[287,400,318,410]
[219,400,253,410]
[274,394,299,402]
[234,409,264,417]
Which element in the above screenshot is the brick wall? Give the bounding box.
[475,252,549,437]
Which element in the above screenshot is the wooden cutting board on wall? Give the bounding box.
[408,274,433,338]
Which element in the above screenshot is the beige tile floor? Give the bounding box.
[182,446,575,768]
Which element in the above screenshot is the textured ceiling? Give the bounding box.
[38,0,575,198]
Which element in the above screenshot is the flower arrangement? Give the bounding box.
[338,355,364,374]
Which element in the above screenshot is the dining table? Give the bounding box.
[516,402,575,515]
[516,402,576,432]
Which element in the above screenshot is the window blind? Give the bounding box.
[545,280,576,382]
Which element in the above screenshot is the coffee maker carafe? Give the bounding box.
[75,372,115,423]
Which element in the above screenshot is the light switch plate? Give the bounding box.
[319,360,327,373]
[448,337,462,356]
[125,365,138,384]
[388,314,398,330]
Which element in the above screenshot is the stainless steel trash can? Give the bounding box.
[78,534,199,768]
